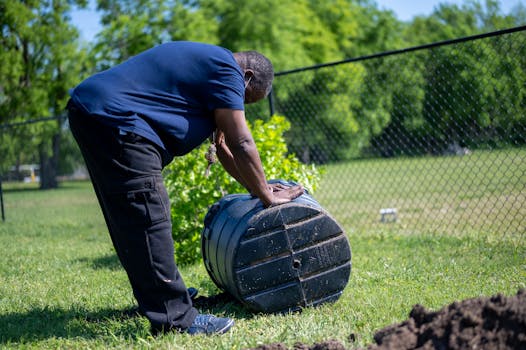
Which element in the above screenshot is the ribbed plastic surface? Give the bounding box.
[201,182,351,313]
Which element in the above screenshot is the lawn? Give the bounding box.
[0,149,524,349]
[316,148,526,235]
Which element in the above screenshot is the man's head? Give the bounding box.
[233,51,274,104]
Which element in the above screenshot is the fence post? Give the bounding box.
[268,89,275,117]
[0,176,4,222]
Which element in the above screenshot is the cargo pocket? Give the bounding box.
[108,176,169,229]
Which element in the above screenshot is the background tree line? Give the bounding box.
[1,0,524,188]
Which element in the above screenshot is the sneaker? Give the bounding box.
[188,287,198,300]
[186,314,234,335]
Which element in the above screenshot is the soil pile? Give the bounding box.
[367,289,525,350]
[246,289,526,350]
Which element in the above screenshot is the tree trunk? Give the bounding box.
[39,132,61,189]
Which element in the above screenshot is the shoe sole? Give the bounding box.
[216,318,235,334]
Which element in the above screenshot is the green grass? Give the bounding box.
[0,149,525,349]
[316,148,526,235]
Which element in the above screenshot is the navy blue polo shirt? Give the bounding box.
[69,41,245,156]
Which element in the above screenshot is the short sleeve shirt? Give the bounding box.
[69,41,245,156]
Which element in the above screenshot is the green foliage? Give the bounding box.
[371,0,526,154]
[163,115,322,265]
[92,0,219,69]
[0,0,89,187]
[214,0,343,71]
[283,63,368,163]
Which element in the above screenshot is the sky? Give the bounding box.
[71,0,524,42]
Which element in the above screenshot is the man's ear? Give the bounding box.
[244,70,254,82]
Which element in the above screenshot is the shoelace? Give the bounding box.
[193,315,211,326]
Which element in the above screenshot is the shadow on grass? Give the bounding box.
[1,181,89,194]
[74,255,257,317]
[77,253,122,270]
[0,298,255,344]
[193,292,254,319]
[0,306,143,344]
[1,187,41,194]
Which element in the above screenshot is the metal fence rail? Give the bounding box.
[0,179,4,222]
[248,26,526,237]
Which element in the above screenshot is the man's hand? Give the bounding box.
[266,184,304,207]
[214,108,304,208]
[269,182,290,192]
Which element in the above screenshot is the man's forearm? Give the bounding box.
[226,139,273,206]
[213,109,274,206]
[216,142,252,191]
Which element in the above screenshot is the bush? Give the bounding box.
[163,115,322,265]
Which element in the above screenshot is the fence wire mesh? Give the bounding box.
[247,27,526,237]
[1,28,524,236]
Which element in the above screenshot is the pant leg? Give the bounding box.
[67,104,198,331]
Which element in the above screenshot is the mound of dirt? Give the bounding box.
[245,289,526,350]
[367,289,526,350]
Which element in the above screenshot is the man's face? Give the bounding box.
[243,73,268,104]
[244,87,267,104]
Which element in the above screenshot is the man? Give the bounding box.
[66,41,303,335]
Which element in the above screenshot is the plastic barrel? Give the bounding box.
[201,180,352,313]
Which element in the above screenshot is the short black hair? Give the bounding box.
[237,51,274,97]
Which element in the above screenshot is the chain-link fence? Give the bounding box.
[247,26,526,237]
[2,27,525,235]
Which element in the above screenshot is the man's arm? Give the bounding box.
[214,108,303,207]
[213,130,253,191]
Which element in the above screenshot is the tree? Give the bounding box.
[389,0,526,152]
[268,1,410,162]
[92,0,218,69]
[0,0,89,188]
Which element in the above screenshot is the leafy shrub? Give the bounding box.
[163,115,322,265]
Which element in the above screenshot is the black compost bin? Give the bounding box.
[201,181,351,313]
